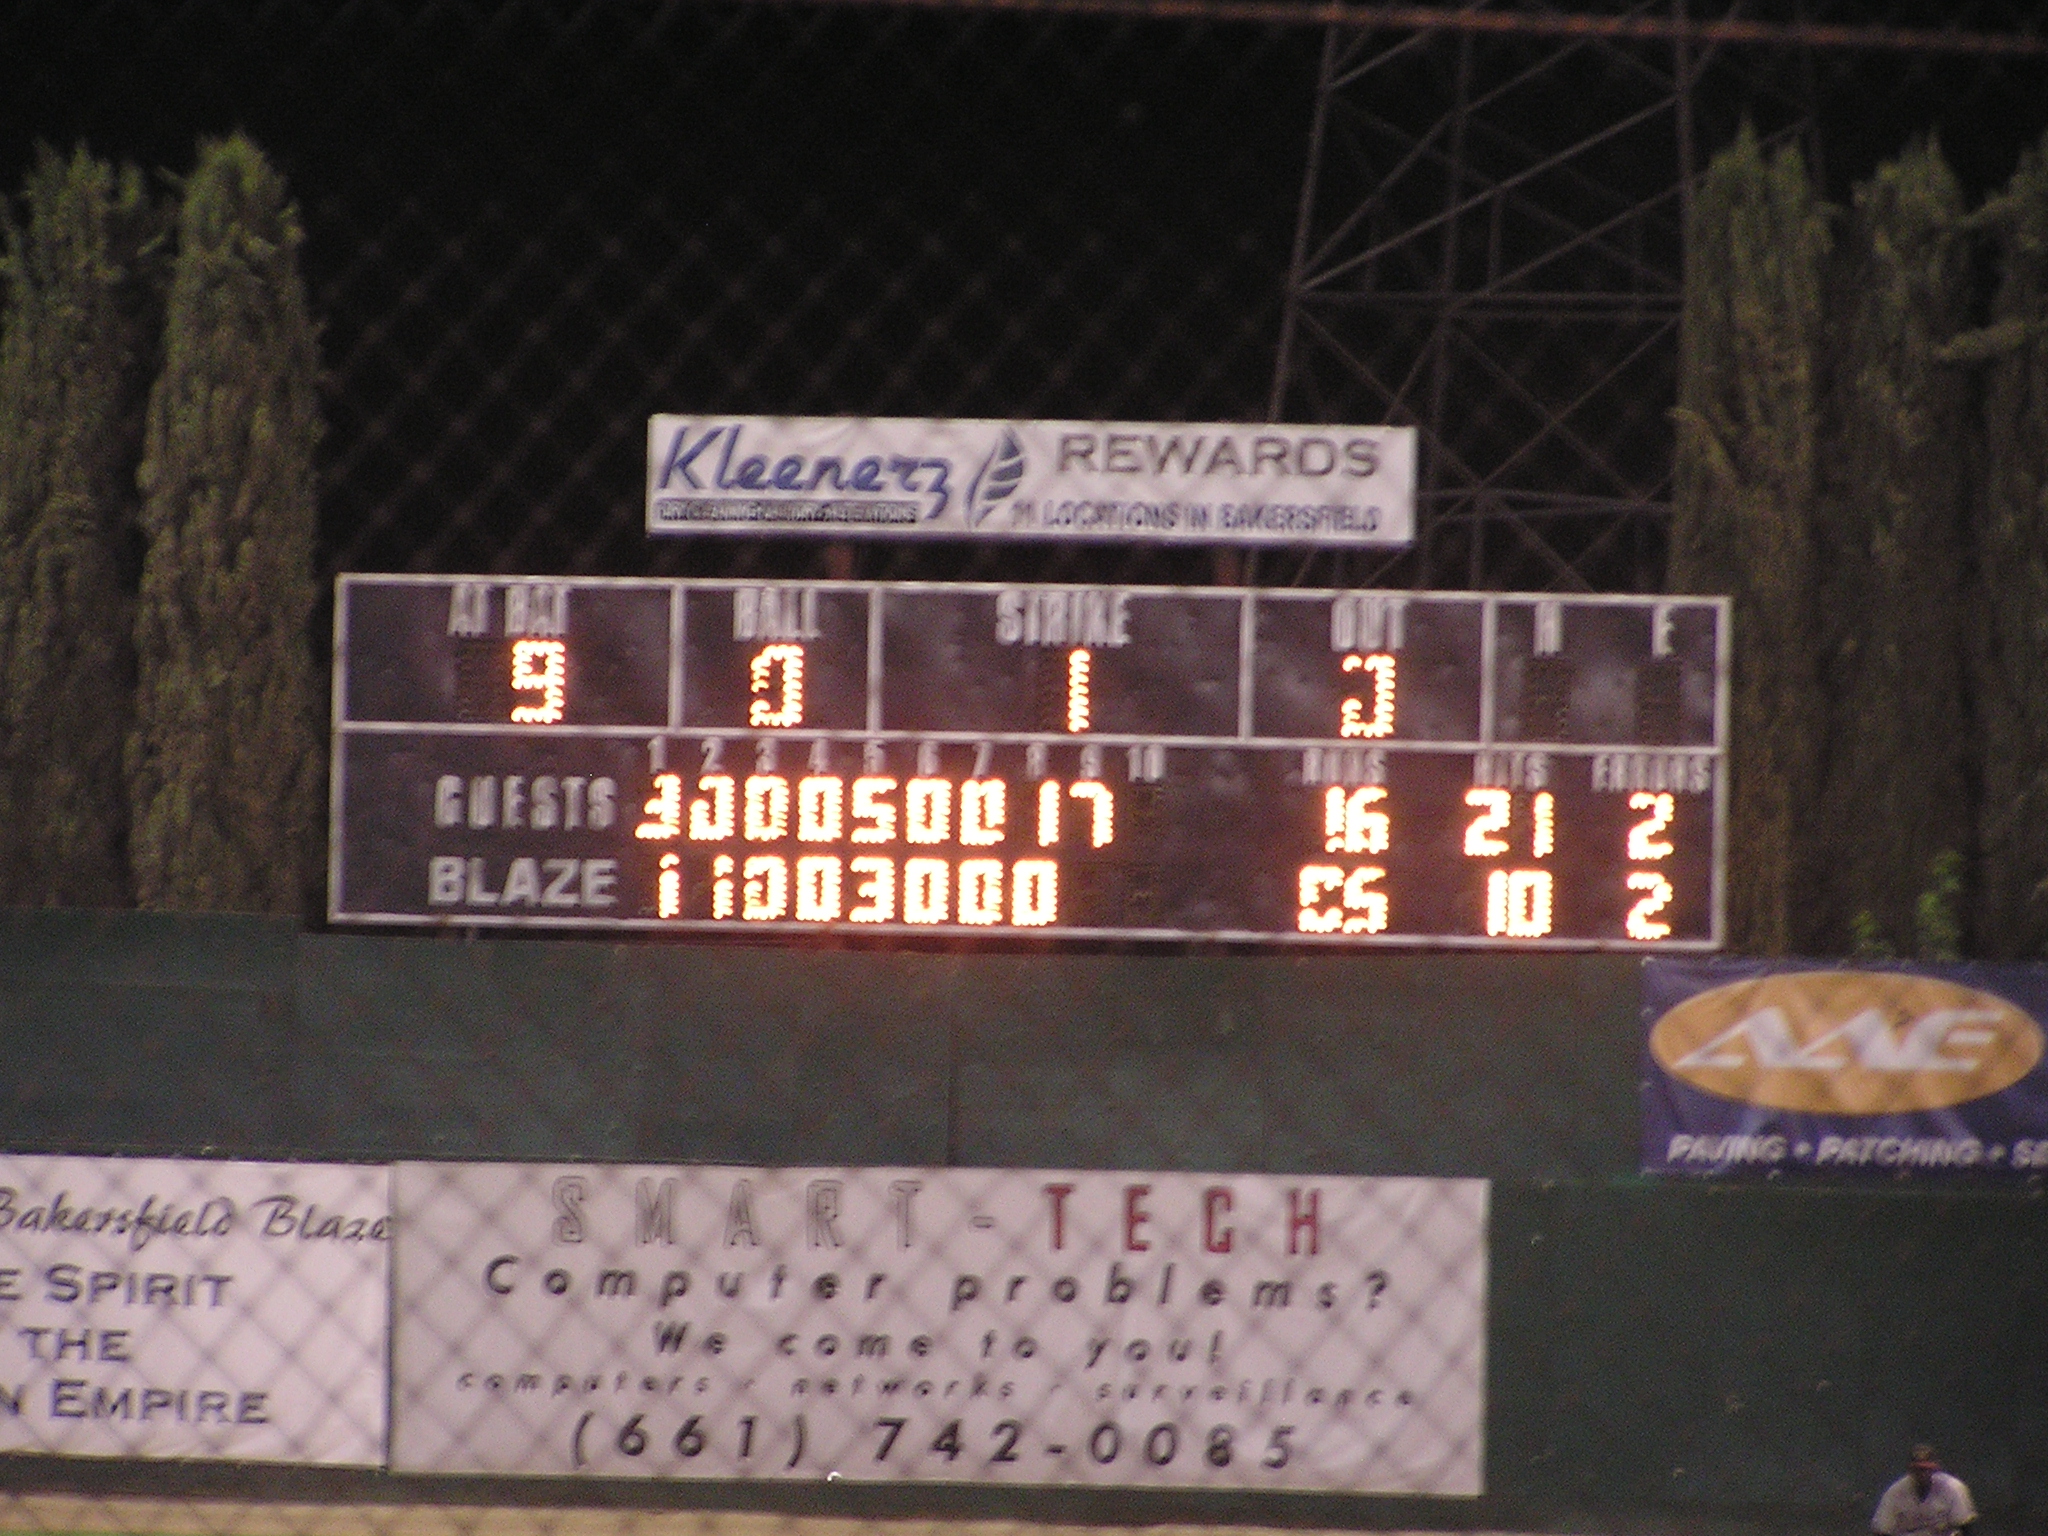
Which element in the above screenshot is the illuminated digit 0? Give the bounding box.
[903,858,950,923]
[743,775,790,841]
[1067,649,1092,733]
[1341,866,1388,933]
[1626,872,1674,940]
[797,776,844,841]
[1297,865,1344,933]
[688,775,735,841]
[1323,785,1389,855]
[510,639,566,724]
[795,855,843,922]
[741,855,788,920]
[657,852,681,918]
[1339,653,1396,739]
[636,773,683,840]
[961,780,1007,846]
[1486,869,1554,938]
[958,859,1005,925]
[1627,792,1675,860]
[906,778,953,844]
[1011,859,1058,927]
[748,643,805,728]
[1069,781,1114,847]
[1464,788,1510,856]
[1532,791,1555,859]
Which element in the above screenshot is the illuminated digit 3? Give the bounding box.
[1339,653,1396,738]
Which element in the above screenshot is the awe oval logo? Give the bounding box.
[1650,971,2044,1114]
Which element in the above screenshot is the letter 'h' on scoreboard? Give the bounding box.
[331,577,1728,949]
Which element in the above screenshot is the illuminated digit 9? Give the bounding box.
[510,639,566,724]
[1339,653,1395,738]
[749,644,805,728]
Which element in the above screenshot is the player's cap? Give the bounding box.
[1910,1445,1940,1469]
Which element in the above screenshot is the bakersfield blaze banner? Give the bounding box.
[646,416,1416,547]
[1643,959,2048,1177]
[392,1164,1485,1492]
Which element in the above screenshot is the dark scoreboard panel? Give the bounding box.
[331,577,1728,949]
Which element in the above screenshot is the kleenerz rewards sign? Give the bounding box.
[646,417,1416,547]
[392,1165,1486,1492]
[0,1156,389,1462]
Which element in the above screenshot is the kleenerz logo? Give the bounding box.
[1650,971,2044,1113]
[655,422,955,519]
[966,428,1026,528]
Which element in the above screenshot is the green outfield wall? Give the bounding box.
[0,910,2040,1531]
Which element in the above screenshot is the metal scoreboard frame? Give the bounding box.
[329,576,1729,950]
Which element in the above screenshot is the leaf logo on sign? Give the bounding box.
[967,429,1026,527]
[1650,971,2044,1114]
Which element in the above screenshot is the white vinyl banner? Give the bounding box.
[647,416,1417,547]
[0,1156,389,1463]
[393,1164,1485,1492]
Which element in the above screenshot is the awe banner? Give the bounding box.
[1643,960,2048,1177]
[0,1156,390,1462]
[392,1164,1486,1492]
[646,416,1416,547]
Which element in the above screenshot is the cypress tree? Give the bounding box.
[0,145,161,906]
[128,134,321,913]
[1954,134,2048,956]
[1670,125,1830,955]
[1810,139,1972,955]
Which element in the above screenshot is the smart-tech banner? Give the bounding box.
[1643,959,2048,1178]
[0,1156,390,1462]
[646,417,1417,547]
[392,1163,1485,1492]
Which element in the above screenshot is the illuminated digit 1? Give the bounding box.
[748,643,805,728]
[711,854,736,918]
[1486,869,1554,938]
[657,853,681,918]
[636,773,683,840]
[1463,788,1510,856]
[1627,872,1674,940]
[1037,780,1062,847]
[510,639,567,724]
[1532,791,1555,858]
[1067,649,1092,733]
[1339,653,1396,738]
[1628,792,1675,859]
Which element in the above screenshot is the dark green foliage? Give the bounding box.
[1810,139,1972,955]
[1957,135,2048,957]
[1671,125,1829,955]
[1914,848,1965,962]
[0,145,162,907]
[128,134,321,914]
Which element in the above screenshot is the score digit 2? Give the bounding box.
[1625,791,1676,941]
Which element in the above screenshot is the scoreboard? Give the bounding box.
[330,576,1728,949]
